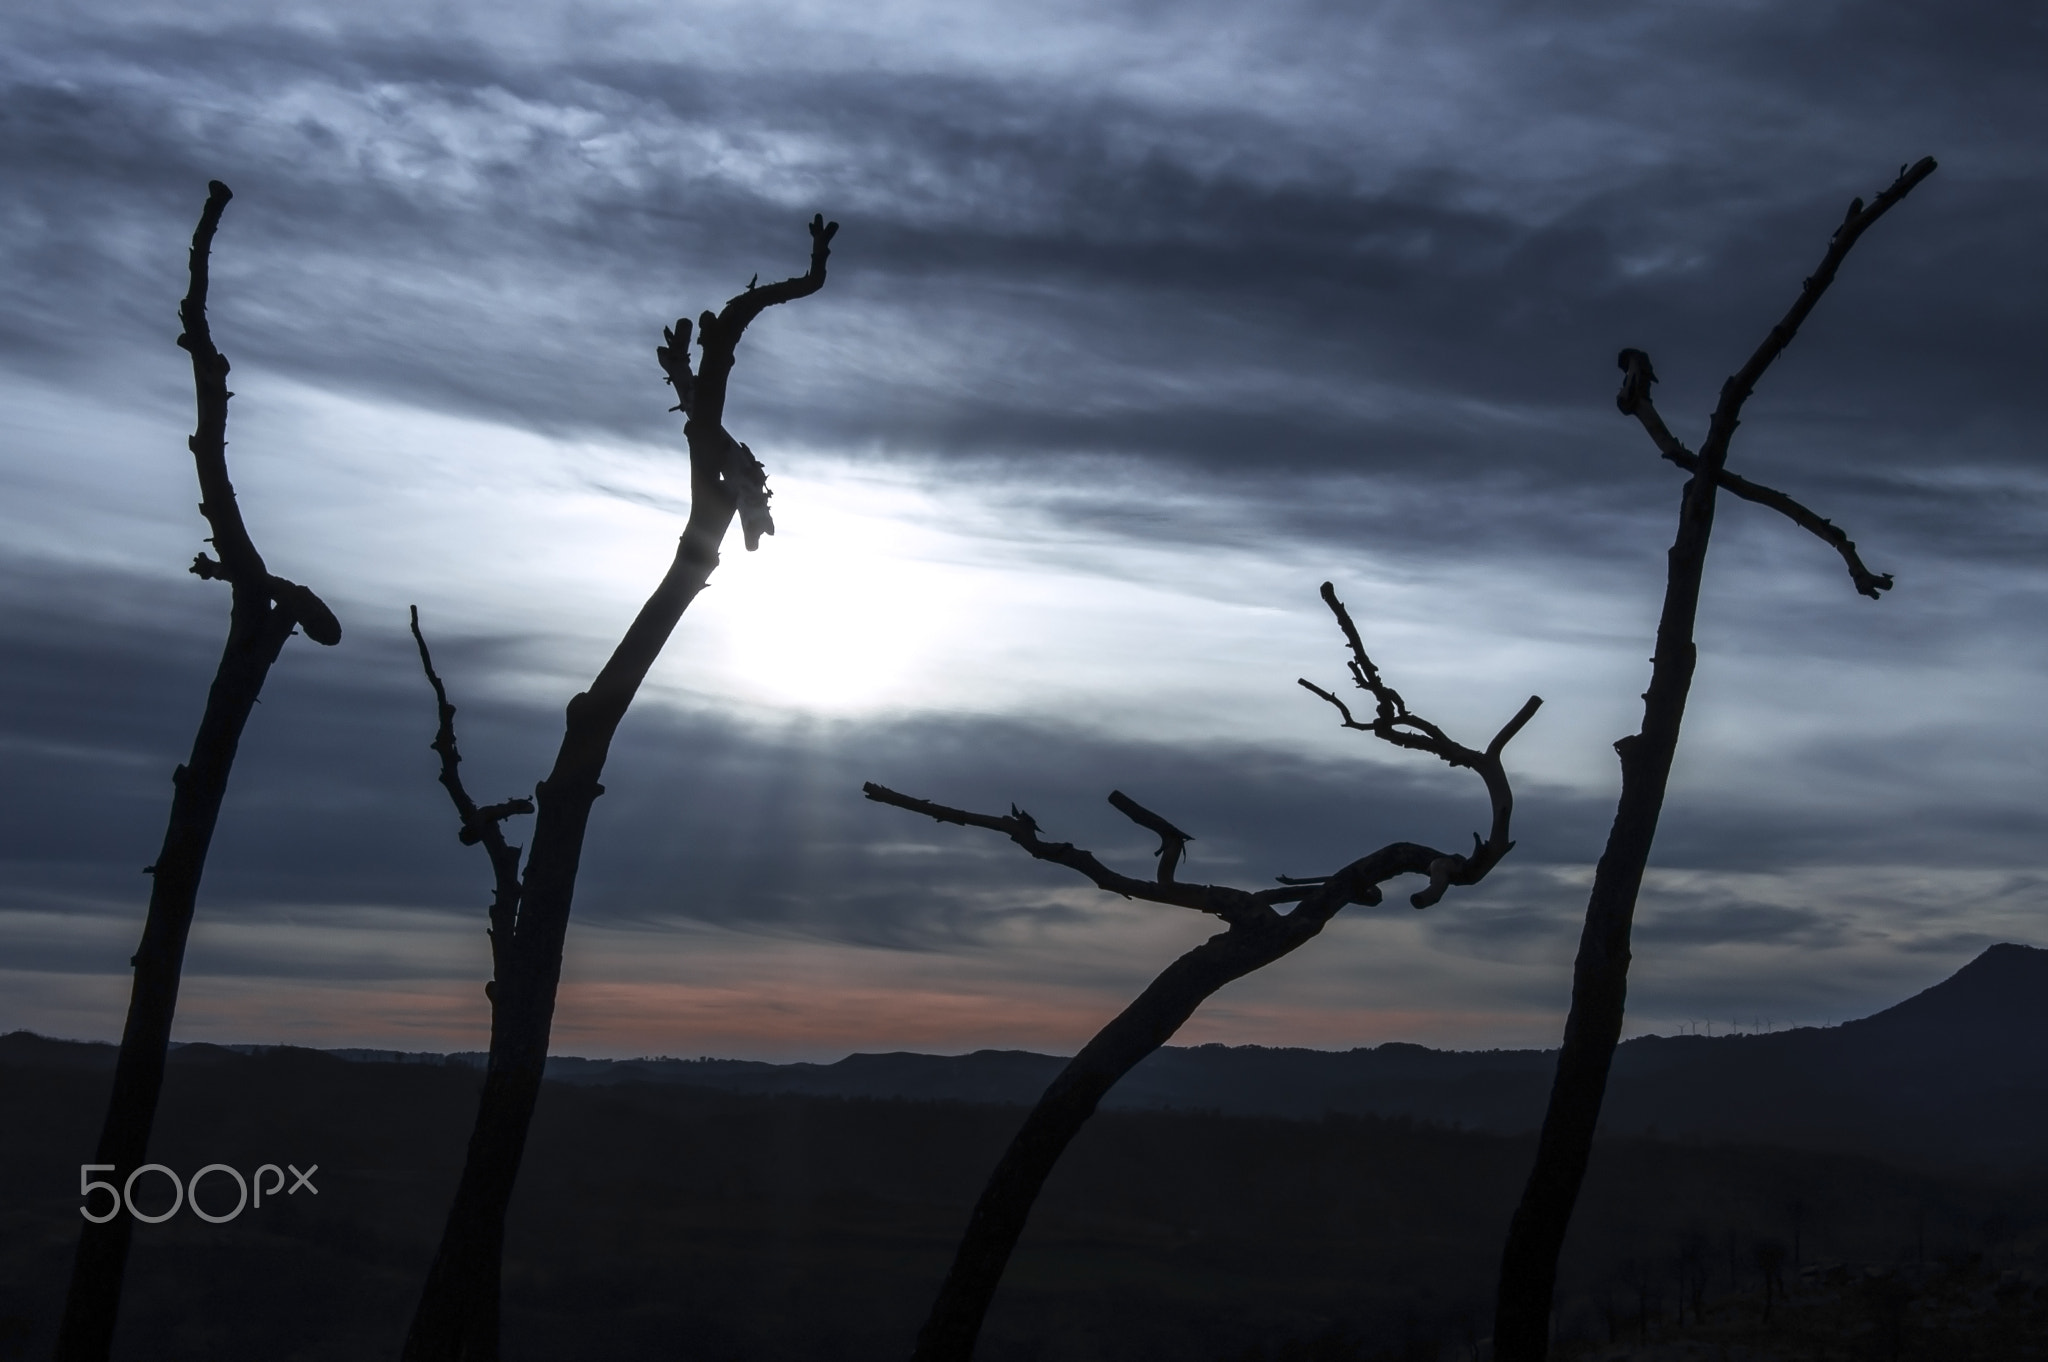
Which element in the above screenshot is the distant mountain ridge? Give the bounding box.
[9,943,2046,1174]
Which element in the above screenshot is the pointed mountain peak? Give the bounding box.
[1853,942,2048,1034]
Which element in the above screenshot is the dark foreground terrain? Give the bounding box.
[6,945,2048,1359]
[3,1032,2045,1361]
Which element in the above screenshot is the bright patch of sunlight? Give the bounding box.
[671,462,973,713]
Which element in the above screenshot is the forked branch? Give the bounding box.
[404,213,838,1362]
[871,585,1540,1362]
[1299,581,1541,900]
[862,783,1260,922]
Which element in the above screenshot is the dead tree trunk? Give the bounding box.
[868,582,1541,1362]
[55,180,343,1362]
[400,214,836,1362]
[1489,156,1936,1362]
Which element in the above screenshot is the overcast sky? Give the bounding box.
[2,0,2044,1061]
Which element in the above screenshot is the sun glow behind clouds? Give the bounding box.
[2,362,1672,778]
[667,459,974,713]
[654,452,1426,740]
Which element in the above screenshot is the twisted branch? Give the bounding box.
[1299,581,1542,902]
[873,585,1540,1362]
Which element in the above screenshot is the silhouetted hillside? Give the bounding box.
[296,943,2048,1175]
[1592,943,2048,1174]
[1853,942,2048,1036]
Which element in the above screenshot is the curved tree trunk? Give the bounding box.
[912,858,1410,1362]
[401,216,837,1362]
[56,180,341,1362]
[871,587,1542,1362]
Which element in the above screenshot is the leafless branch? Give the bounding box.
[1301,581,1542,897]
[661,214,836,554]
[1107,789,1193,883]
[861,782,1262,923]
[689,213,838,432]
[1615,349,1894,599]
[883,584,1541,1362]
[409,607,528,980]
[176,181,343,645]
[1721,158,1938,419]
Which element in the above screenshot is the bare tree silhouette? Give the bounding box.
[55,181,343,1361]
[1488,156,1937,1362]
[867,581,1540,1362]
[401,214,837,1361]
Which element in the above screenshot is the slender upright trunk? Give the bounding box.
[56,181,340,1361]
[1489,465,1718,1358]
[402,216,836,1361]
[1489,158,1935,1361]
[400,526,729,1359]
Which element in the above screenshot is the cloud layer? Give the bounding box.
[3,0,2045,1057]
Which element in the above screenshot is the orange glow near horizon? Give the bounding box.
[5,966,1564,1063]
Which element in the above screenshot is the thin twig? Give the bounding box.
[1300,583,1542,896]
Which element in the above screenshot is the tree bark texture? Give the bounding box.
[873,584,1542,1362]
[1489,157,1935,1362]
[401,216,836,1362]
[56,181,342,1362]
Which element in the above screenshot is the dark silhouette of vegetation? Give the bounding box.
[1489,155,1938,1362]
[54,180,343,1362]
[867,582,1541,1361]
[8,1030,2045,1360]
[400,213,837,1360]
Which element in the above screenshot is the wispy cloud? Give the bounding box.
[3,0,2045,1056]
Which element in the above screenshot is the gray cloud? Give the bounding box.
[3,1,2041,508]
[4,0,2046,1046]
[1,557,2038,962]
